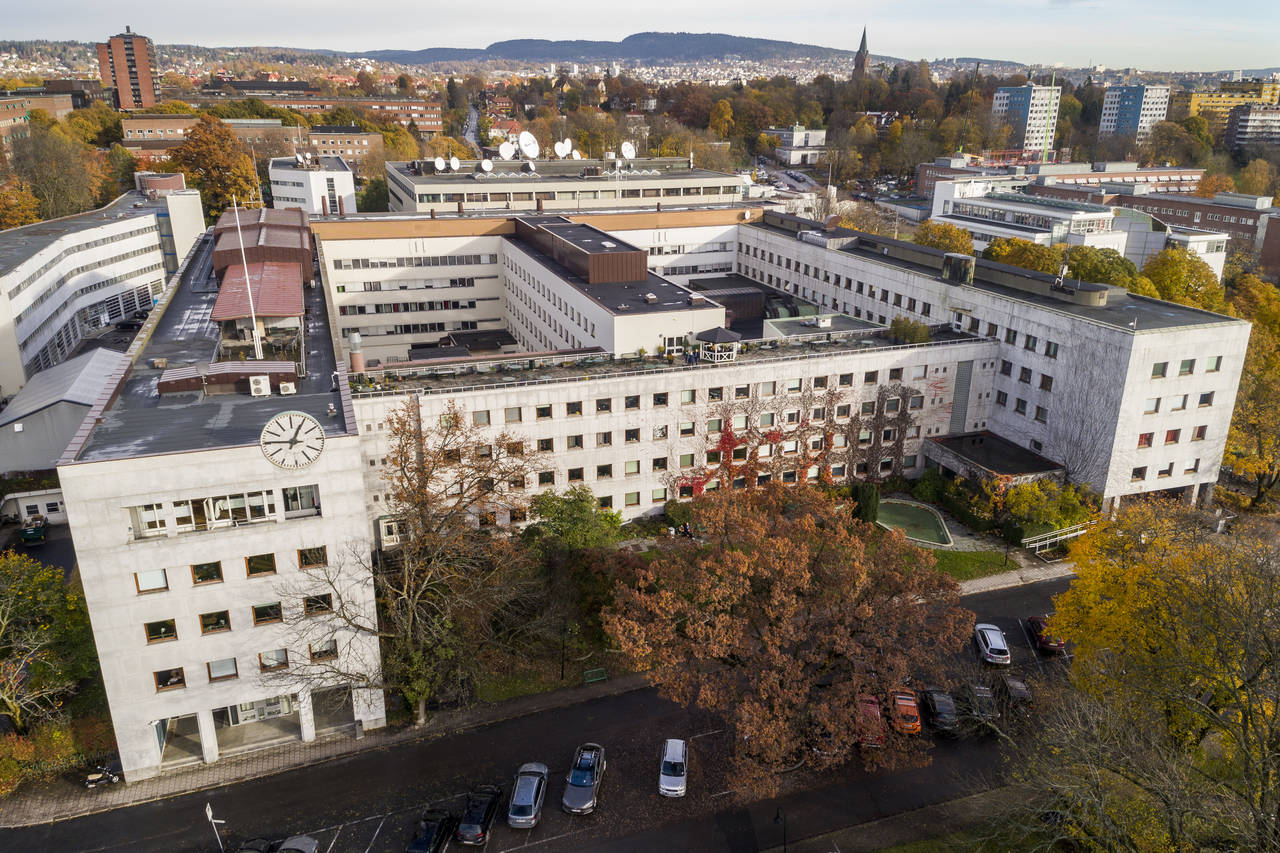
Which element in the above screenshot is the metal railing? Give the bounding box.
[1021,520,1095,553]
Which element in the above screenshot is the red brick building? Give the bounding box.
[97,27,158,110]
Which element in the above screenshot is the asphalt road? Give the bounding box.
[1,578,1071,853]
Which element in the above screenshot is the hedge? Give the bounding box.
[0,716,116,797]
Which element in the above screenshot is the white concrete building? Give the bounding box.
[0,180,202,397]
[269,155,357,217]
[992,85,1061,154]
[1099,85,1171,141]
[765,124,827,166]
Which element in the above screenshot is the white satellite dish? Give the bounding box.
[294,152,305,166]
[561,137,573,156]
[498,140,516,160]
[449,155,460,172]
[480,158,493,172]
[525,161,537,172]
[518,130,540,160]
[433,156,446,171]
[571,149,582,160]
[620,141,636,160]
[553,140,568,158]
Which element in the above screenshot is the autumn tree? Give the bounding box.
[912,219,974,255]
[1226,275,1280,504]
[708,98,734,140]
[1140,246,1228,312]
[96,144,137,205]
[982,236,1061,274]
[9,125,103,220]
[1026,503,1280,852]
[1192,172,1237,198]
[1237,158,1278,198]
[0,181,40,228]
[604,485,972,797]
[271,401,551,726]
[167,115,259,218]
[422,135,474,160]
[0,550,95,733]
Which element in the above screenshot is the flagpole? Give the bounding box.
[232,195,263,360]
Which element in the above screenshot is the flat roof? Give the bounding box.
[70,234,348,463]
[271,156,350,173]
[309,125,374,134]
[0,191,182,277]
[391,159,738,186]
[540,221,640,254]
[930,432,1064,477]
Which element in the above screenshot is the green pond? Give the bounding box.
[876,500,953,546]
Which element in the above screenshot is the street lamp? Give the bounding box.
[774,807,788,853]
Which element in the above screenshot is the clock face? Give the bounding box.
[260,411,325,469]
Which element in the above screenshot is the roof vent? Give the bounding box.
[644,292,659,304]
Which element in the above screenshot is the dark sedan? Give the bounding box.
[407,809,457,853]
[920,687,959,735]
[454,784,502,846]
[562,742,606,814]
[1026,615,1067,654]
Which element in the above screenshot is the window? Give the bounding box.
[653,456,668,471]
[1198,391,1214,407]
[309,641,337,662]
[1165,429,1181,445]
[154,668,185,691]
[1044,341,1059,359]
[472,410,490,426]
[567,401,583,416]
[1131,466,1147,482]
[298,547,327,569]
[1005,328,1018,345]
[885,398,901,414]
[567,434,583,449]
[281,485,320,517]
[1138,432,1154,449]
[1014,398,1028,415]
[995,390,1008,407]
[1185,458,1200,474]
[200,610,231,634]
[652,488,668,503]
[1144,397,1161,414]
[1206,356,1222,372]
[864,371,878,384]
[735,385,751,398]
[839,373,854,387]
[538,438,554,452]
[596,464,613,479]
[246,553,276,577]
[679,453,695,468]
[707,418,723,433]
[883,428,898,442]
[625,460,640,476]
[538,471,555,485]
[679,421,695,437]
[1034,406,1048,424]
[145,620,176,643]
[1171,394,1188,411]
[1158,462,1174,478]
[652,393,668,407]
[1024,335,1038,352]
[207,658,238,682]
[1192,425,1207,441]
[304,594,333,615]
[598,497,613,509]
[1178,359,1195,376]
[191,562,222,585]
[129,503,167,538]
[653,425,668,439]
[568,467,584,482]
[624,395,640,410]
[1019,367,1032,384]
[706,451,722,464]
[596,431,612,447]
[680,389,696,405]
[1000,360,1013,377]
[536,404,553,420]
[260,648,289,670]
[860,401,876,416]
[135,568,168,593]
[625,492,640,507]
[836,404,851,418]
[625,428,640,443]
[252,603,282,626]
[1039,374,1054,392]
[596,398,612,412]
[760,381,777,396]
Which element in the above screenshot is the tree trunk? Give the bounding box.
[415,696,428,727]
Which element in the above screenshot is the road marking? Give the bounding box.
[325,824,344,853]
[711,789,734,798]
[691,728,724,739]
[1018,618,1045,673]
[363,816,386,853]
[498,829,584,851]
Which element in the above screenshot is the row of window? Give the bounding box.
[1131,459,1201,482]
[337,299,477,316]
[152,640,337,692]
[133,548,327,595]
[1137,425,1209,448]
[127,485,321,540]
[144,595,333,647]
[1144,392,1214,414]
[331,254,498,270]
[994,392,1049,423]
[1151,356,1223,379]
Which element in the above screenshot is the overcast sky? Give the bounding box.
[9,1,1278,72]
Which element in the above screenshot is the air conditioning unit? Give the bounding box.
[278,381,297,395]
[249,375,271,397]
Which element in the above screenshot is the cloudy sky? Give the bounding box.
[9,1,1278,72]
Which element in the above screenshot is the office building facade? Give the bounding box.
[1099,85,1170,140]
[96,27,158,110]
[992,85,1061,154]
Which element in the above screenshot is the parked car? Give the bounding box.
[407,809,457,853]
[974,623,1012,665]
[889,688,922,735]
[562,742,606,814]
[114,317,143,331]
[994,674,1035,716]
[1026,615,1067,654]
[920,687,959,735]
[857,694,885,748]
[19,514,47,546]
[658,738,688,797]
[956,683,1000,727]
[455,784,502,845]
[507,762,548,829]
[236,838,319,853]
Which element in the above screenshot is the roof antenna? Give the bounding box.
[231,194,263,360]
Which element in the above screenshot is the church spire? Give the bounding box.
[858,26,868,54]
[854,26,869,76]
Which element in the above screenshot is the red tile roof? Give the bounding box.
[211,262,304,321]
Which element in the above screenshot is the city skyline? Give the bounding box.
[5,0,1278,73]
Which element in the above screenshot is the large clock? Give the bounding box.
[259,411,325,469]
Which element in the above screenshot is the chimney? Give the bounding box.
[348,332,365,373]
[430,208,436,219]
[457,200,464,214]
[536,198,544,213]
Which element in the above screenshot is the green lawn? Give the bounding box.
[927,548,1012,581]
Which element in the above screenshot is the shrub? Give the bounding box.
[0,757,21,798]
[911,469,946,503]
[30,723,76,773]
[663,499,693,527]
[852,482,880,522]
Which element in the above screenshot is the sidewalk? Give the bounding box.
[0,673,649,828]
[956,560,1075,596]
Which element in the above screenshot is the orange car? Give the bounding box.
[889,689,922,735]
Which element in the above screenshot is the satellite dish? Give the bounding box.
[553,140,568,158]
[561,137,573,155]
[620,141,636,160]
[525,161,537,173]
[449,156,460,172]
[571,149,582,160]
[518,130,540,160]
[480,158,493,172]
[498,140,516,161]
[433,156,446,171]
[294,152,305,166]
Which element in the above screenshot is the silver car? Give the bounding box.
[974,623,1011,665]
[658,738,687,797]
[561,743,605,814]
[507,762,548,829]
